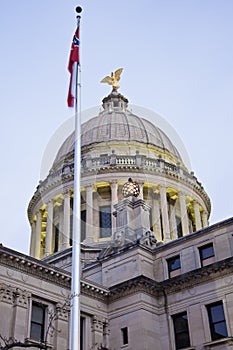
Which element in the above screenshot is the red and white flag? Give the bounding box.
[67,17,80,108]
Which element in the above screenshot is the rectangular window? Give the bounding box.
[207,301,228,341]
[199,243,214,266]
[54,225,59,253]
[167,255,181,278]
[160,211,164,241]
[100,206,112,238]
[121,327,128,345]
[172,312,190,349]
[70,213,73,246]
[30,301,46,342]
[149,208,154,232]
[81,210,86,242]
[176,216,182,238]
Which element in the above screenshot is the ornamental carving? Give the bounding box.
[55,302,70,321]
[13,288,30,308]
[91,315,104,333]
[0,284,14,305]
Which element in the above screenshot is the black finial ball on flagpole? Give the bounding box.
[76,6,82,13]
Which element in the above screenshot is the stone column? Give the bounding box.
[45,200,53,256]
[29,220,36,257]
[85,184,94,243]
[0,285,13,338]
[91,316,104,350]
[169,200,178,240]
[62,191,71,249]
[103,319,110,349]
[54,303,69,350]
[138,182,144,200]
[12,289,30,340]
[193,200,202,231]
[179,192,189,236]
[151,192,162,241]
[111,181,118,235]
[202,211,208,228]
[34,210,42,259]
[159,186,170,242]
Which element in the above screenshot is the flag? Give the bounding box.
[67,17,80,108]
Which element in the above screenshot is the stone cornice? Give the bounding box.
[0,246,109,300]
[81,278,109,301]
[162,256,233,294]
[2,246,233,304]
[0,245,71,288]
[108,275,160,302]
[107,256,233,301]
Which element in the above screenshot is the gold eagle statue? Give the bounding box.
[100,68,123,90]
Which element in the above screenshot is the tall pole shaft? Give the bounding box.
[70,38,81,350]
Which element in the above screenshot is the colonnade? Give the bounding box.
[30,182,209,259]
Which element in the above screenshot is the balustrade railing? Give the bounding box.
[38,154,202,192]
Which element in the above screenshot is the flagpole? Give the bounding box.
[70,6,82,350]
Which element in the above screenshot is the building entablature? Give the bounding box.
[0,246,109,299]
[106,255,233,302]
[0,245,71,287]
[161,255,233,294]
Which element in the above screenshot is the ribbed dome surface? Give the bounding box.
[54,91,182,165]
[54,112,181,164]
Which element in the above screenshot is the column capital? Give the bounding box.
[46,198,54,206]
[178,190,186,196]
[158,183,167,190]
[63,189,72,197]
[109,179,118,186]
[85,183,95,192]
[37,208,43,217]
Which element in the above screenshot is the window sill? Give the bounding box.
[25,338,53,349]
[204,337,233,348]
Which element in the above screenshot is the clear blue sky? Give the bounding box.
[1,0,233,254]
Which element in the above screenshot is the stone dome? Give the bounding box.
[28,89,211,260]
[54,90,182,166]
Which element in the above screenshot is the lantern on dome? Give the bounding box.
[122,178,140,198]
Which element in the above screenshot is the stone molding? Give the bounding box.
[0,246,109,301]
[81,279,109,301]
[0,248,71,288]
[2,240,233,305]
[108,256,233,301]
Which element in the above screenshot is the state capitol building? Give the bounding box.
[1,87,233,350]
